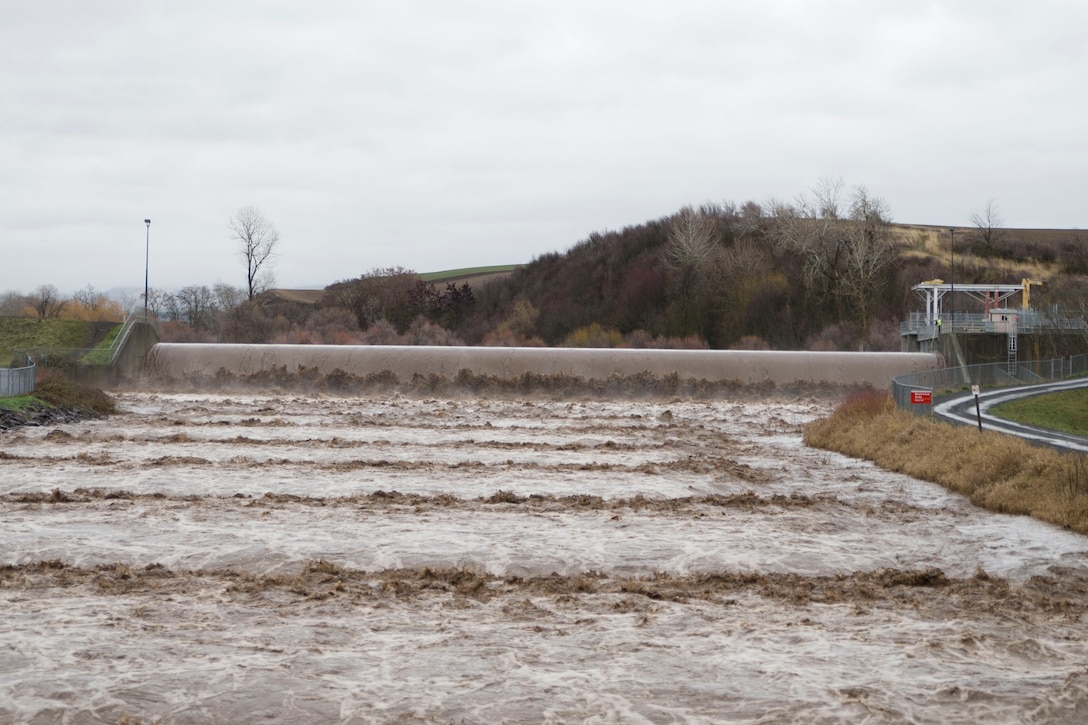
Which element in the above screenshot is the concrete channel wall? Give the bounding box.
[145,344,942,389]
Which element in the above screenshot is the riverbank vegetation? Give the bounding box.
[0,375,116,431]
[804,389,1088,535]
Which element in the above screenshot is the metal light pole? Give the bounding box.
[144,219,151,313]
[949,227,955,332]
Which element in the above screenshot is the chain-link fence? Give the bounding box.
[1,351,36,396]
[892,353,1088,412]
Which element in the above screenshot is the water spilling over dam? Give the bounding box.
[144,343,941,390]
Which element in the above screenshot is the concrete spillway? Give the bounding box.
[145,344,941,389]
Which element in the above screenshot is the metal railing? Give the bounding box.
[901,310,1088,338]
[892,353,1088,412]
[1,351,36,396]
[106,307,157,365]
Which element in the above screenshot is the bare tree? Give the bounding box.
[175,285,217,332]
[145,288,172,319]
[1060,229,1088,275]
[663,207,721,337]
[124,288,170,319]
[229,206,280,299]
[213,282,246,312]
[810,176,846,219]
[735,200,768,239]
[840,187,897,338]
[0,291,30,316]
[27,284,66,319]
[770,178,850,314]
[969,199,1005,255]
[68,285,124,322]
[664,206,719,271]
[213,282,254,342]
[770,180,897,340]
[722,238,771,281]
[72,285,102,313]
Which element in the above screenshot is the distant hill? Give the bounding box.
[420,265,522,287]
[890,223,1080,278]
[267,265,524,306]
[455,214,1086,349]
[266,289,326,305]
[134,205,1088,353]
[262,217,1084,350]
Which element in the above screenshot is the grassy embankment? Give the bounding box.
[2,316,122,366]
[0,317,101,356]
[804,390,1088,535]
[992,389,1088,437]
[1,317,121,420]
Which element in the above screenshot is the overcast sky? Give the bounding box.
[2,1,1085,297]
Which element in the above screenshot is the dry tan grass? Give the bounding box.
[804,390,1088,535]
[890,223,1062,280]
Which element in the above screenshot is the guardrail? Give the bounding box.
[901,311,1088,338]
[892,353,1088,413]
[1,351,36,396]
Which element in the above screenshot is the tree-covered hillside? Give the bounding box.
[13,182,1084,354]
[470,186,910,349]
[463,186,1086,351]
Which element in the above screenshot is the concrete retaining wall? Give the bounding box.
[113,322,160,378]
[145,344,942,389]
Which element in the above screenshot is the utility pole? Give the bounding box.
[949,227,955,331]
[144,218,151,313]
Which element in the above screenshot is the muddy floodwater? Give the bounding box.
[3,392,1088,723]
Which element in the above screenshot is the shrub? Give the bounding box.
[835,388,896,419]
[34,374,117,416]
[730,335,771,350]
[403,316,463,346]
[560,323,625,348]
[361,320,400,345]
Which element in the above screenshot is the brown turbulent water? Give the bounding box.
[2,391,1088,724]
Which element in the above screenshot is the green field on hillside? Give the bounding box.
[420,265,522,283]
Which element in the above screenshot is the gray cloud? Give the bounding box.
[2,0,1085,295]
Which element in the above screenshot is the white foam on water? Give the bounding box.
[2,391,1088,723]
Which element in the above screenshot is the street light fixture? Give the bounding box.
[949,227,955,332]
[144,219,151,313]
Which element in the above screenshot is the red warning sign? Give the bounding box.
[910,390,933,405]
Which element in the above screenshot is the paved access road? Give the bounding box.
[934,376,1088,453]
